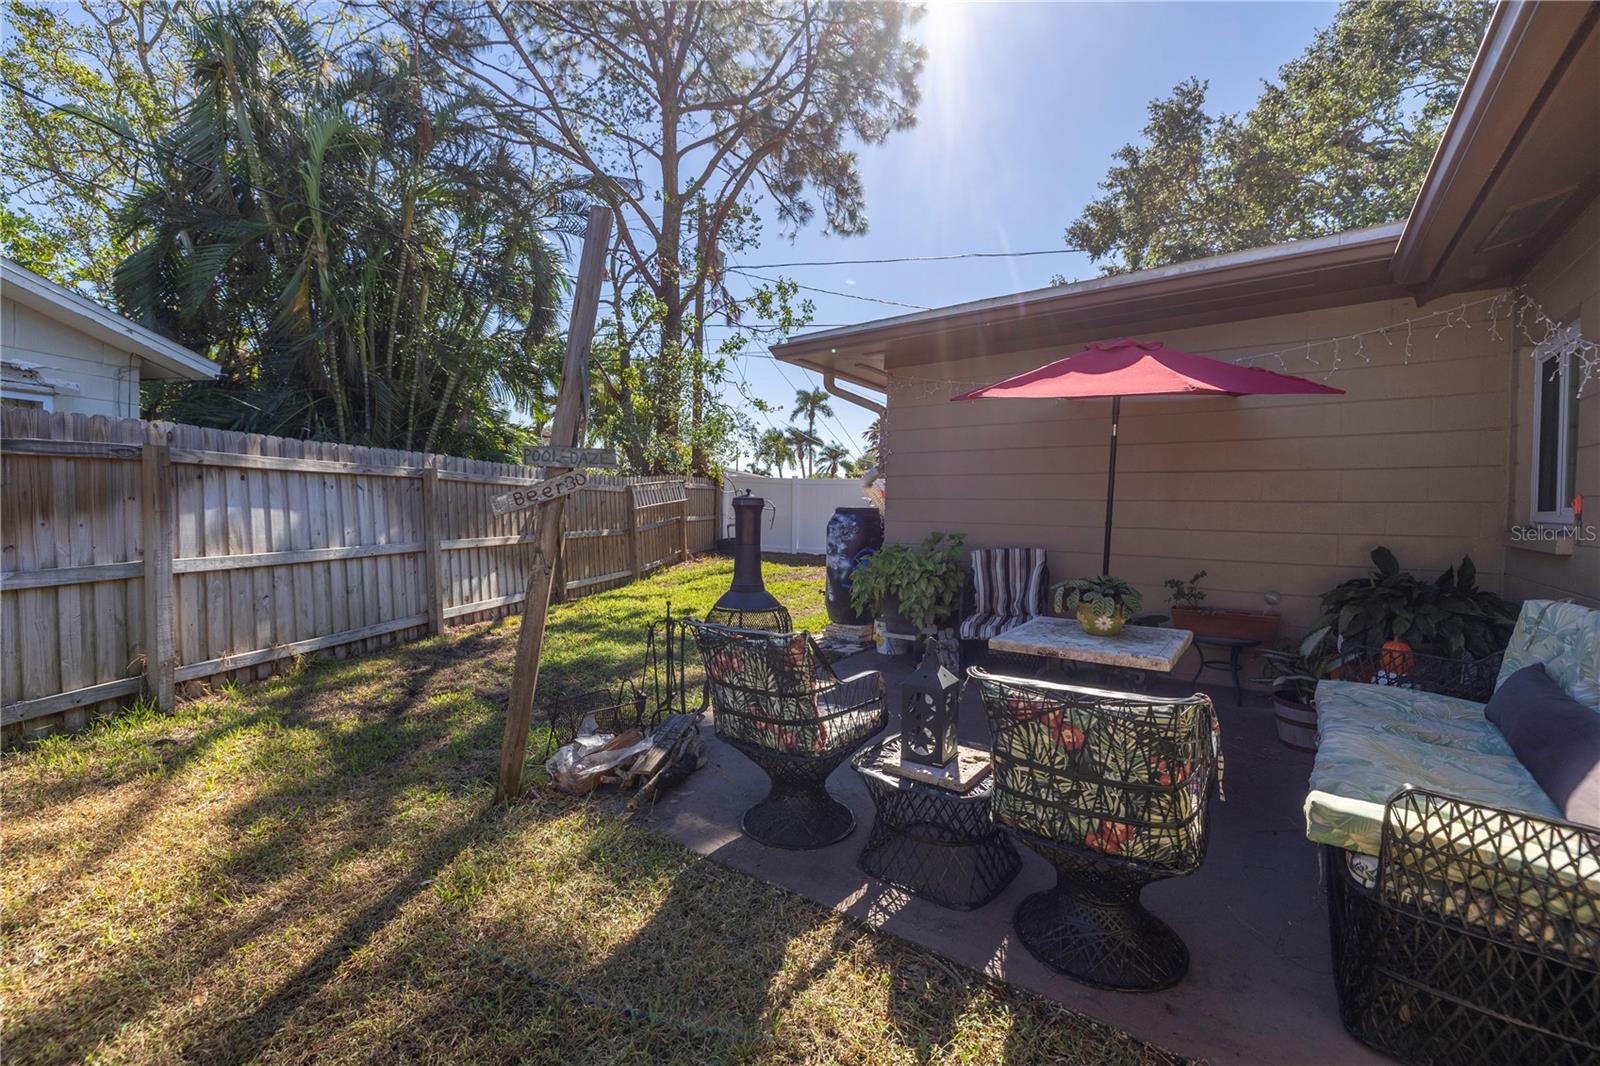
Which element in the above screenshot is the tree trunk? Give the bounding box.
[690,202,708,475]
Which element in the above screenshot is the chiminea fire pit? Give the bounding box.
[707,493,792,633]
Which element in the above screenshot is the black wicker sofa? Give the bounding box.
[1304,599,1600,1065]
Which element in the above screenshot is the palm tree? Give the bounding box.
[790,387,833,476]
[818,442,850,477]
[784,425,821,477]
[114,3,580,460]
[755,428,794,477]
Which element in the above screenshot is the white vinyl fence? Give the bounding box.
[719,474,872,555]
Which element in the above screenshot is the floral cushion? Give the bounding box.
[977,674,1219,874]
[699,628,881,756]
[1497,599,1600,710]
[1305,680,1563,857]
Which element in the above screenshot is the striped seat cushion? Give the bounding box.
[961,548,1047,640]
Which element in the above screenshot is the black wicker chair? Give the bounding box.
[687,621,886,849]
[971,668,1221,991]
[1326,788,1599,1066]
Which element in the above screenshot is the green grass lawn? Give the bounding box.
[1,557,1179,1065]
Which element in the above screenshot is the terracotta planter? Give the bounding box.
[1170,606,1281,644]
[1273,693,1318,753]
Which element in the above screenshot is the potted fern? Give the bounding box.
[1052,576,1142,637]
[850,532,966,664]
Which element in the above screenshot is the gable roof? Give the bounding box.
[1393,1,1599,296]
[1,258,219,382]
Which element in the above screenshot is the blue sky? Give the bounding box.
[717,0,1338,461]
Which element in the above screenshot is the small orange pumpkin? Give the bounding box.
[1379,639,1415,677]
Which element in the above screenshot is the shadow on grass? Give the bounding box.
[1,559,846,1063]
[2,626,522,1063]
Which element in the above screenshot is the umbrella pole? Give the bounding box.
[1102,396,1120,576]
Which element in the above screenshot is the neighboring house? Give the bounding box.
[774,1,1599,624]
[1,258,217,418]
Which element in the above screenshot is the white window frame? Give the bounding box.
[0,380,55,411]
[1530,348,1576,525]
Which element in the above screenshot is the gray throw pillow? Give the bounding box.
[1485,664,1600,825]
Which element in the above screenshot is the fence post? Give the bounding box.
[790,477,800,554]
[421,464,444,635]
[141,440,175,710]
[678,479,690,563]
[627,483,642,580]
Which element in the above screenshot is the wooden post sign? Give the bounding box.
[489,470,588,515]
[522,444,617,469]
[497,203,614,803]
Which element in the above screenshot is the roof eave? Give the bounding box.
[771,221,1403,378]
[1,259,219,382]
[1393,0,1599,292]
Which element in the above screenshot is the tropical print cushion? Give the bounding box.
[974,671,1219,874]
[1316,679,1507,753]
[1306,680,1562,857]
[696,626,881,756]
[1496,599,1600,710]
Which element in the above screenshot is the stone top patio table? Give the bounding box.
[988,616,1194,673]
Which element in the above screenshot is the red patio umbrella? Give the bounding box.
[952,338,1343,576]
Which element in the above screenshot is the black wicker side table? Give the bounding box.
[851,735,1020,910]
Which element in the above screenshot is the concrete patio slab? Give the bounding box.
[636,650,1387,1065]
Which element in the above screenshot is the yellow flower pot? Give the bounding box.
[1076,604,1129,637]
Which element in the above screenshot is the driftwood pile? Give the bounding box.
[544,712,706,808]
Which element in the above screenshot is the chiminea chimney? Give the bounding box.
[706,493,792,632]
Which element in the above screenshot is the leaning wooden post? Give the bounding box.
[496,204,612,802]
[140,438,175,710]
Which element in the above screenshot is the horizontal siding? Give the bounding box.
[2,298,141,418]
[883,294,1517,634]
[1505,196,1600,607]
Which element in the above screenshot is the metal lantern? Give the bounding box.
[901,643,961,767]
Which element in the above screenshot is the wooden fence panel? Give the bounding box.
[1,410,722,740]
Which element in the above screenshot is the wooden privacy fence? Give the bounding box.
[0,409,717,739]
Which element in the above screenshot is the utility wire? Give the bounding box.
[731,247,1086,268]
[9,80,1040,331]
[765,351,860,454]
[727,268,930,311]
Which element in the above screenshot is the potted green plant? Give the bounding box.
[1318,547,1516,672]
[1256,625,1356,752]
[1164,570,1281,643]
[1052,576,1142,637]
[850,532,966,662]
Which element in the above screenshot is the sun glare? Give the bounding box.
[920,1,973,124]
[922,0,970,57]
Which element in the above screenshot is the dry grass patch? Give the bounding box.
[2,559,1182,1065]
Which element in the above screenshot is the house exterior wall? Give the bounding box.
[1504,196,1600,607]
[882,291,1515,638]
[1,296,142,418]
